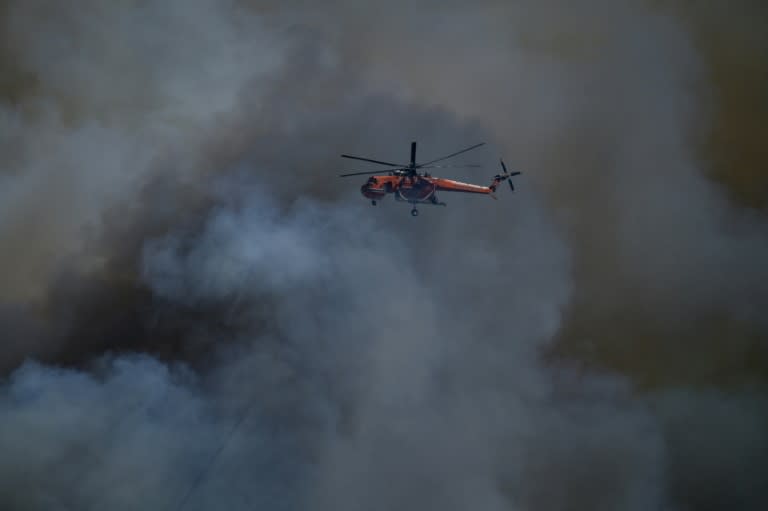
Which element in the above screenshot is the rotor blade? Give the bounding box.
[339,168,402,177]
[421,164,482,168]
[500,159,508,173]
[506,170,521,190]
[410,141,417,167]
[417,142,485,167]
[341,154,405,167]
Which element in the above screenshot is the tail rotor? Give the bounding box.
[499,159,521,191]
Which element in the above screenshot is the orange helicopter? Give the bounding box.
[339,141,520,216]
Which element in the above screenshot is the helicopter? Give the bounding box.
[339,141,520,216]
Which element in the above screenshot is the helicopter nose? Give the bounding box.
[361,184,384,199]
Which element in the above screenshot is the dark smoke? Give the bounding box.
[1,1,766,510]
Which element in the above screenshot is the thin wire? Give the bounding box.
[172,266,256,511]
[173,402,255,511]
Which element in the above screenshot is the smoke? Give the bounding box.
[0,0,766,510]
[0,0,283,301]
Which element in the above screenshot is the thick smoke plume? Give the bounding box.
[1,1,766,510]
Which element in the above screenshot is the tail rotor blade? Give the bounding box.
[507,171,520,191]
[410,141,417,167]
[500,158,520,191]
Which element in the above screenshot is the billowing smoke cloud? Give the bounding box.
[0,0,766,510]
[0,0,284,302]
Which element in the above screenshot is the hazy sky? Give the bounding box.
[0,1,766,510]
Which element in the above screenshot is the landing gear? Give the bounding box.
[430,196,447,207]
[410,208,419,217]
[371,200,377,206]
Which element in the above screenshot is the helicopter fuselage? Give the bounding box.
[362,175,437,202]
[361,174,496,203]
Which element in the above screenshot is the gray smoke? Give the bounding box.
[0,0,766,510]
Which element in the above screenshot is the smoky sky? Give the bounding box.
[1,1,767,510]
